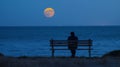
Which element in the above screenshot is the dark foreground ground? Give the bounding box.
[0,50,120,67]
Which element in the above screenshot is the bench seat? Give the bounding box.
[50,39,93,57]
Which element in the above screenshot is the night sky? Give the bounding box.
[0,0,120,26]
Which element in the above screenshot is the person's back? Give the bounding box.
[68,35,78,50]
[67,32,78,57]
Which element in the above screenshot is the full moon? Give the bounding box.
[44,8,55,18]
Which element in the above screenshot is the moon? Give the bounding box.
[44,8,55,18]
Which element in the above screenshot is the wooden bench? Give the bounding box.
[50,39,93,57]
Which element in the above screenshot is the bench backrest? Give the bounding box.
[50,39,92,46]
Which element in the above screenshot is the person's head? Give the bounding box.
[70,32,75,36]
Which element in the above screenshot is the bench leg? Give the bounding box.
[89,49,91,58]
[52,50,54,57]
[88,46,91,58]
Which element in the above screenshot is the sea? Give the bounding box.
[0,26,120,57]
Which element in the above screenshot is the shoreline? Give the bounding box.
[0,56,120,67]
[0,50,120,67]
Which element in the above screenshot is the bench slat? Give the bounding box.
[50,45,92,46]
[50,48,93,50]
[50,40,92,46]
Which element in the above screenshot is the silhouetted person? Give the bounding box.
[68,32,78,58]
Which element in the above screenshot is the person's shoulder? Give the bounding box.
[68,36,71,39]
[68,36,71,38]
[75,36,78,39]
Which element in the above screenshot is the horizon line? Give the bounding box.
[0,25,120,27]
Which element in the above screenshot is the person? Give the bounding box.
[67,32,78,58]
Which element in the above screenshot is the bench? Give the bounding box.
[50,39,93,57]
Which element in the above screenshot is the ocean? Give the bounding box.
[0,26,120,57]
